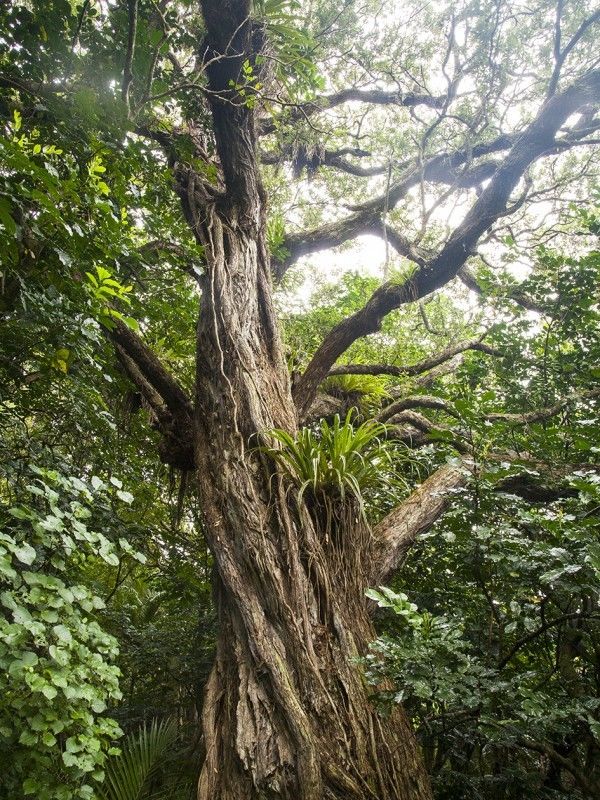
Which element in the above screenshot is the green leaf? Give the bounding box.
[53,624,73,644]
[14,543,36,565]
[116,489,134,504]
[41,684,58,700]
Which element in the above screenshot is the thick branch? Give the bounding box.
[199,0,258,203]
[259,87,445,135]
[111,329,194,470]
[387,412,471,454]
[293,70,600,416]
[370,454,598,589]
[108,320,192,418]
[276,101,599,279]
[114,345,171,426]
[378,395,458,422]
[274,135,518,278]
[260,145,382,177]
[328,339,501,380]
[371,463,470,586]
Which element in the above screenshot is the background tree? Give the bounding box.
[0,1,599,799]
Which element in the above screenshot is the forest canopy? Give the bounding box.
[0,1,599,799]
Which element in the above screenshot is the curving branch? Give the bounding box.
[499,612,600,670]
[109,321,195,470]
[485,387,600,424]
[259,87,446,135]
[378,395,458,422]
[519,737,600,797]
[386,411,471,454]
[274,136,516,278]
[292,69,600,416]
[274,108,600,281]
[380,387,599,455]
[547,8,600,97]
[108,320,192,419]
[328,338,501,380]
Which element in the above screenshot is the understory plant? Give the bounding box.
[98,717,197,800]
[0,464,144,799]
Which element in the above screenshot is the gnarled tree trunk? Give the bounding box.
[177,5,434,797]
[191,194,432,800]
[104,2,600,795]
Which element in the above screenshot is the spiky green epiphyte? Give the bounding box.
[263,412,410,514]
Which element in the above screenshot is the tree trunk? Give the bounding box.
[191,195,432,799]
[176,5,434,797]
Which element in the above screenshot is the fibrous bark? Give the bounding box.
[181,4,434,798]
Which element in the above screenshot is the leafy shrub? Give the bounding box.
[366,472,600,799]
[0,466,145,800]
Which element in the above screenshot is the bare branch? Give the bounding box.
[260,146,381,177]
[548,6,600,97]
[327,339,501,379]
[500,611,600,670]
[485,387,600,424]
[292,69,600,416]
[274,138,515,278]
[259,87,446,136]
[122,0,139,113]
[108,320,192,419]
[418,300,442,335]
[378,395,458,422]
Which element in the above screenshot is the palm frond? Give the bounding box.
[98,718,179,800]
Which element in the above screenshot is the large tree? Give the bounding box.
[1,1,599,798]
